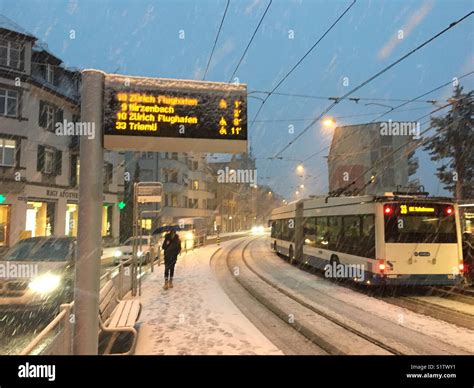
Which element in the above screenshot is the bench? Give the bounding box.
[99,279,141,355]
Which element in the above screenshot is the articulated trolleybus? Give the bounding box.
[270,193,464,286]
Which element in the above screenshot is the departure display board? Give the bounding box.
[103,74,247,153]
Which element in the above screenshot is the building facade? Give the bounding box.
[328,122,419,196]
[0,16,124,251]
[208,154,258,233]
[125,151,216,234]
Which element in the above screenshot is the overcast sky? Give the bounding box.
[1,0,472,199]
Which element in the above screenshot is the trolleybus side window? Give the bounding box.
[315,217,329,248]
[271,221,277,238]
[327,216,342,251]
[361,215,375,259]
[303,217,316,247]
[341,216,360,255]
[283,218,295,242]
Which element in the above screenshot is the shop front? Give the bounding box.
[4,186,122,247]
[0,204,10,247]
[24,200,56,238]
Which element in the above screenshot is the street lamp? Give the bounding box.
[322,117,336,128]
[296,164,304,175]
[295,191,300,196]
[300,184,305,189]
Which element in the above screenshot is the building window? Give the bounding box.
[44,148,55,174]
[70,155,79,186]
[0,39,22,69]
[39,101,63,131]
[0,138,16,166]
[0,205,10,247]
[46,64,55,84]
[171,195,178,207]
[25,201,55,237]
[65,203,78,236]
[169,171,178,183]
[101,205,112,237]
[0,88,18,117]
[37,145,62,175]
[192,180,199,190]
[103,162,113,186]
[171,152,178,160]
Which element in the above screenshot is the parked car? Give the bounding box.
[103,236,160,266]
[0,237,76,311]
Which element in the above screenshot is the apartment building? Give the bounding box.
[0,16,124,250]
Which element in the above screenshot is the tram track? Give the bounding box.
[222,237,407,355]
[264,241,474,330]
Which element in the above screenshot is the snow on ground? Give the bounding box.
[256,238,474,354]
[135,241,283,355]
[206,230,251,239]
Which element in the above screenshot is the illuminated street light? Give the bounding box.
[300,184,305,189]
[295,191,300,195]
[296,164,304,175]
[322,117,336,128]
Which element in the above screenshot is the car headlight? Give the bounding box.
[185,232,194,240]
[29,274,61,294]
[252,226,264,235]
[114,250,123,258]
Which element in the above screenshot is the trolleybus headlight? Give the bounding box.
[137,250,144,257]
[114,250,123,258]
[185,232,194,240]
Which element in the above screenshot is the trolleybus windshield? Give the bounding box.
[384,203,457,244]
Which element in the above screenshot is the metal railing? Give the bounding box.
[21,258,138,355]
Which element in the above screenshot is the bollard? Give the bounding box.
[217,233,220,246]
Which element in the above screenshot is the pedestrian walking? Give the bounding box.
[162,229,181,290]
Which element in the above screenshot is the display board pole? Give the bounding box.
[73,69,105,355]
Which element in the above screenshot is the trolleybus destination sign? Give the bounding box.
[103,74,247,153]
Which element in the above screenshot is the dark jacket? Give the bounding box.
[162,233,181,261]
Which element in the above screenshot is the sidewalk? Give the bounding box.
[135,241,282,355]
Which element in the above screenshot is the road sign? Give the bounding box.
[136,183,163,204]
[103,74,247,153]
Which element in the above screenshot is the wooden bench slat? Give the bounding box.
[108,300,140,328]
[117,301,134,327]
[125,301,141,326]
[109,302,127,328]
[99,280,114,302]
[100,289,118,315]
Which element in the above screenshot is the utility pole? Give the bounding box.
[73,69,105,355]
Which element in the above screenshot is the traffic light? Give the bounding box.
[118,201,126,210]
[0,194,6,204]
